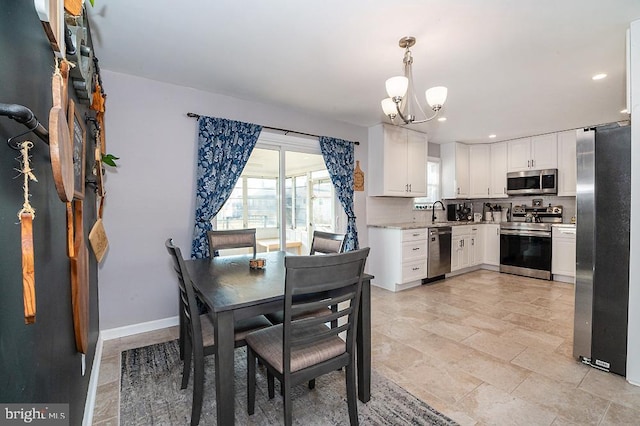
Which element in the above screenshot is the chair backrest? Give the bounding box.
[165,239,204,351]
[207,228,257,258]
[282,248,370,370]
[309,231,346,255]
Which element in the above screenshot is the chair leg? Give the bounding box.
[267,371,275,399]
[345,363,359,426]
[191,349,205,426]
[181,336,192,389]
[247,347,256,415]
[283,381,292,426]
[308,379,315,390]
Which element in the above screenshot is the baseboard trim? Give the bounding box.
[100,316,179,341]
[82,333,104,426]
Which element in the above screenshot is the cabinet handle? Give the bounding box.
[457,187,460,195]
[412,267,420,271]
[409,183,412,192]
[532,159,535,168]
[488,188,490,195]
[527,160,530,168]
[412,247,420,251]
[472,238,475,246]
[504,187,506,194]
[412,233,420,237]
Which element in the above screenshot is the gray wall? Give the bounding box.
[99,70,369,330]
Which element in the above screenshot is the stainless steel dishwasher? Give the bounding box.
[427,226,452,279]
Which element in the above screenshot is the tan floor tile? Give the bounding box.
[97,355,120,386]
[454,351,531,393]
[406,332,477,364]
[372,332,428,374]
[460,313,515,335]
[457,383,557,425]
[511,347,589,386]
[500,300,555,320]
[500,327,565,351]
[419,317,479,341]
[512,373,609,424]
[396,357,483,404]
[578,368,640,412]
[599,402,640,425]
[460,330,527,362]
[92,380,119,424]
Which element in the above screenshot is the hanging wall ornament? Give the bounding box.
[17,141,38,324]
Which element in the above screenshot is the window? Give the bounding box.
[217,176,279,230]
[414,157,441,208]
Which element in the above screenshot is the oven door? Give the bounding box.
[499,229,552,279]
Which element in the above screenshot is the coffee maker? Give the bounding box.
[447,202,473,221]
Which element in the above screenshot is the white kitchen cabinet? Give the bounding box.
[368,124,427,197]
[469,144,491,198]
[490,142,508,198]
[507,134,558,172]
[552,225,576,280]
[470,225,483,266]
[441,142,470,199]
[451,225,471,271]
[557,130,577,196]
[368,227,428,291]
[483,224,500,266]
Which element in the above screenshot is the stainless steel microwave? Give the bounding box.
[506,169,558,196]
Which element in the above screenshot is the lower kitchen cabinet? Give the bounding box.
[483,224,500,266]
[368,227,428,291]
[552,225,576,281]
[470,225,483,266]
[451,226,471,272]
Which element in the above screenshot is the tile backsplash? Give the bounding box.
[366,195,576,225]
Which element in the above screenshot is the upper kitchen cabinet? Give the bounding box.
[469,144,491,198]
[507,134,557,172]
[557,130,577,196]
[368,124,427,197]
[441,142,470,198]
[490,142,508,198]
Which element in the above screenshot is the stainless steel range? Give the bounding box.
[499,204,563,280]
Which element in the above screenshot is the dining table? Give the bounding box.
[185,250,373,425]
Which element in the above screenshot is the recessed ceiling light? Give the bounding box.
[621,108,629,114]
[489,134,497,139]
[438,117,447,122]
[592,73,607,80]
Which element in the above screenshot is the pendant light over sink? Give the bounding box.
[381,36,448,125]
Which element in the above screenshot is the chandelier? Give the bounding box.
[381,36,448,125]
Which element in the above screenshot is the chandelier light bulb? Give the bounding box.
[425,86,448,110]
[381,98,397,117]
[385,76,409,99]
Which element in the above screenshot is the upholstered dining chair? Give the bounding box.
[309,230,346,255]
[165,239,272,426]
[207,228,257,258]
[245,248,370,426]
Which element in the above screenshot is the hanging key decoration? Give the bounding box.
[17,141,38,324]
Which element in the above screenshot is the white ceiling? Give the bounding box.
[87,1,640,144]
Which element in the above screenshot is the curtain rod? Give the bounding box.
[186,112,359,145]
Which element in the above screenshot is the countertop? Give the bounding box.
[368,221,576,230]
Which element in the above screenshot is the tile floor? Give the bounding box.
[92,270,640,425]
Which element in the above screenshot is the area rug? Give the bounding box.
[120,340,459,425]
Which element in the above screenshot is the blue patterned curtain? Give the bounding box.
[319,136,359,251]
[191,117,262,258]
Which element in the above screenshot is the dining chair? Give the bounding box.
[245,248,370,426]
[207,228,257,258]
[265,230,346,326]
[309,230,346,255]
[165,239,272,426]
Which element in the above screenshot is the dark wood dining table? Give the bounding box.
[185,250,372,425]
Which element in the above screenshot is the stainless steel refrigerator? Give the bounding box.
[573,123,630,376]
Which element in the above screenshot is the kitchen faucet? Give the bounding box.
[432,200,445,222]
